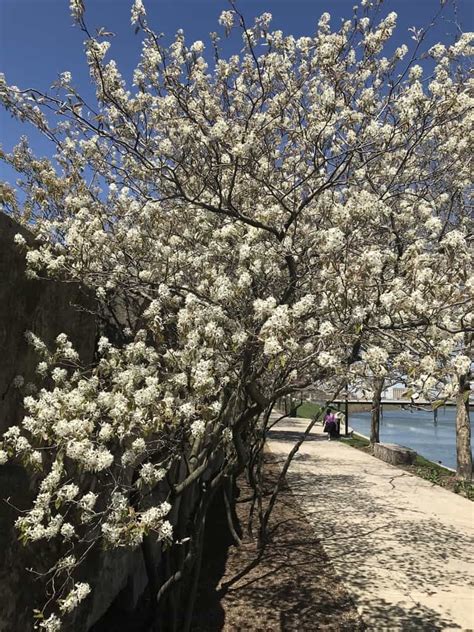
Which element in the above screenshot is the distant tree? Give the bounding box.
[455,335,472,481]
[370,377,385,445]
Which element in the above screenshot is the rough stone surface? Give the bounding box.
[0,213,98,631]
[373,442,417,465]
[0,213,96,434]
[0,214,218,632]
[0,214,151,632]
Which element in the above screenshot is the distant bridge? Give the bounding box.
[330,399,457,407]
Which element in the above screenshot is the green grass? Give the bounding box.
[453,480,474,501]
[413,454,451,474]
[412,458,474,500]
[340,434,370,450]
[294,402,322,419]
[413,456,452,485]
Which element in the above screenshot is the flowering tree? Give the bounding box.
[0,0,472,628]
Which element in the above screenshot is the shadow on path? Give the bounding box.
[192,459,363,630]
[268,424,473,631]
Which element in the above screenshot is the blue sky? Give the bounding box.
[0,0,472,179]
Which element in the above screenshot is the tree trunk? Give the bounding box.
[456,372,472,481]
[370,377,385,445]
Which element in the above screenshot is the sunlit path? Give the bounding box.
[268,414,474,631]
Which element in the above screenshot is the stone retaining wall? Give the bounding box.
[0,213,150,632]
[373,442,417,466]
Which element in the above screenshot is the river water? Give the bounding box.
[349,407,473,470]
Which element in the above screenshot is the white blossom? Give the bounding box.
[158,520,173,541]
[219,10,234,31]
[60,522,75,540]
[69,0,84,22]
[13,233,26,247]
[131,0,146,25]
[59,582,91,613]
[39,613,62,632]
[452,355,471,376]
[190,40,205,54]
[190,420,205,439]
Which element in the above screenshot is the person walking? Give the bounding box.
[323,408,339,440]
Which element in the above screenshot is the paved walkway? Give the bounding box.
[267,415,474,631]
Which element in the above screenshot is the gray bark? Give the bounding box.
[370,377,385,445]
[456,372,472,481]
